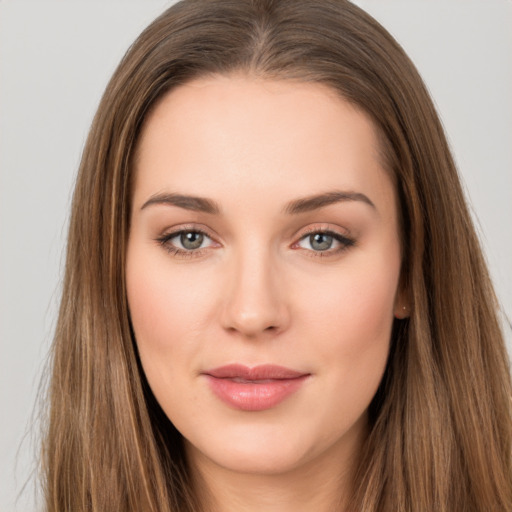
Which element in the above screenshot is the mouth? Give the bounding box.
[202,364,311,411]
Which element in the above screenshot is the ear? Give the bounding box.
[394,301,410,319]
[393,276,410,319]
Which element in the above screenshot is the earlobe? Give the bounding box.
[394,304,410,319]
[393,282,410,319]
[394,270,410,319]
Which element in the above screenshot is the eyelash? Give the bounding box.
[293,228,355,258]
[155,226,355,259]
[156,227,214,259]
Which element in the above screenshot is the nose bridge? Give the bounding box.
[221,241,288,337]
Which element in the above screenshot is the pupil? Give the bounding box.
[181,231,204,250]
[310,233,333,251]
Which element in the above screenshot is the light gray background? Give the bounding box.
[1,1,511,510]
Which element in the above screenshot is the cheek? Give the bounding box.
[294,250,400,394]
[125,246,212,375]
[300,267,397,344]
[315,272,396,413]
[346,274,397,342]
[128,238,209,324]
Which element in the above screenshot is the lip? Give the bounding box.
[202,364,310,411]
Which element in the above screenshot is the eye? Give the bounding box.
[301,232,335,251]
[157,228,216,256]
[295,230,354,255]
[175,231,208,250]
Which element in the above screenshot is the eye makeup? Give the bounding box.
[155,223,356,260]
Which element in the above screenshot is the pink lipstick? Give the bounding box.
[203,364,310,411]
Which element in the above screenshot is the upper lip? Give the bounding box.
[203,364,308,380]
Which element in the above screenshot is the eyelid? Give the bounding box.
[155,223,221,257]
[155,222,355,259]
[292,223,352,243]
[291,224,355,256]
[158,223,218,240]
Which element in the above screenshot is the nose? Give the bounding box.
[220,247,290,338]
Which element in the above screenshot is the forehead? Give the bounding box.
[132,75,395,215]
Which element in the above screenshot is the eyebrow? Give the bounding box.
[283,190,376,214]
[141,193,220,214]
[140,189,376,215]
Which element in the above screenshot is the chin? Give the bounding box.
[182,417,359,477]
[186,437,312,476]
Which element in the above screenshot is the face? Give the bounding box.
[126,75,405,479]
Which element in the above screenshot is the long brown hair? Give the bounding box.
[42,1,512,510]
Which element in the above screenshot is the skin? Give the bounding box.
[126,75,407,512]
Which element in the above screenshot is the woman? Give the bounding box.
[42,0,512,510]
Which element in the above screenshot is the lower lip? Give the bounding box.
[204,375,309,411]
